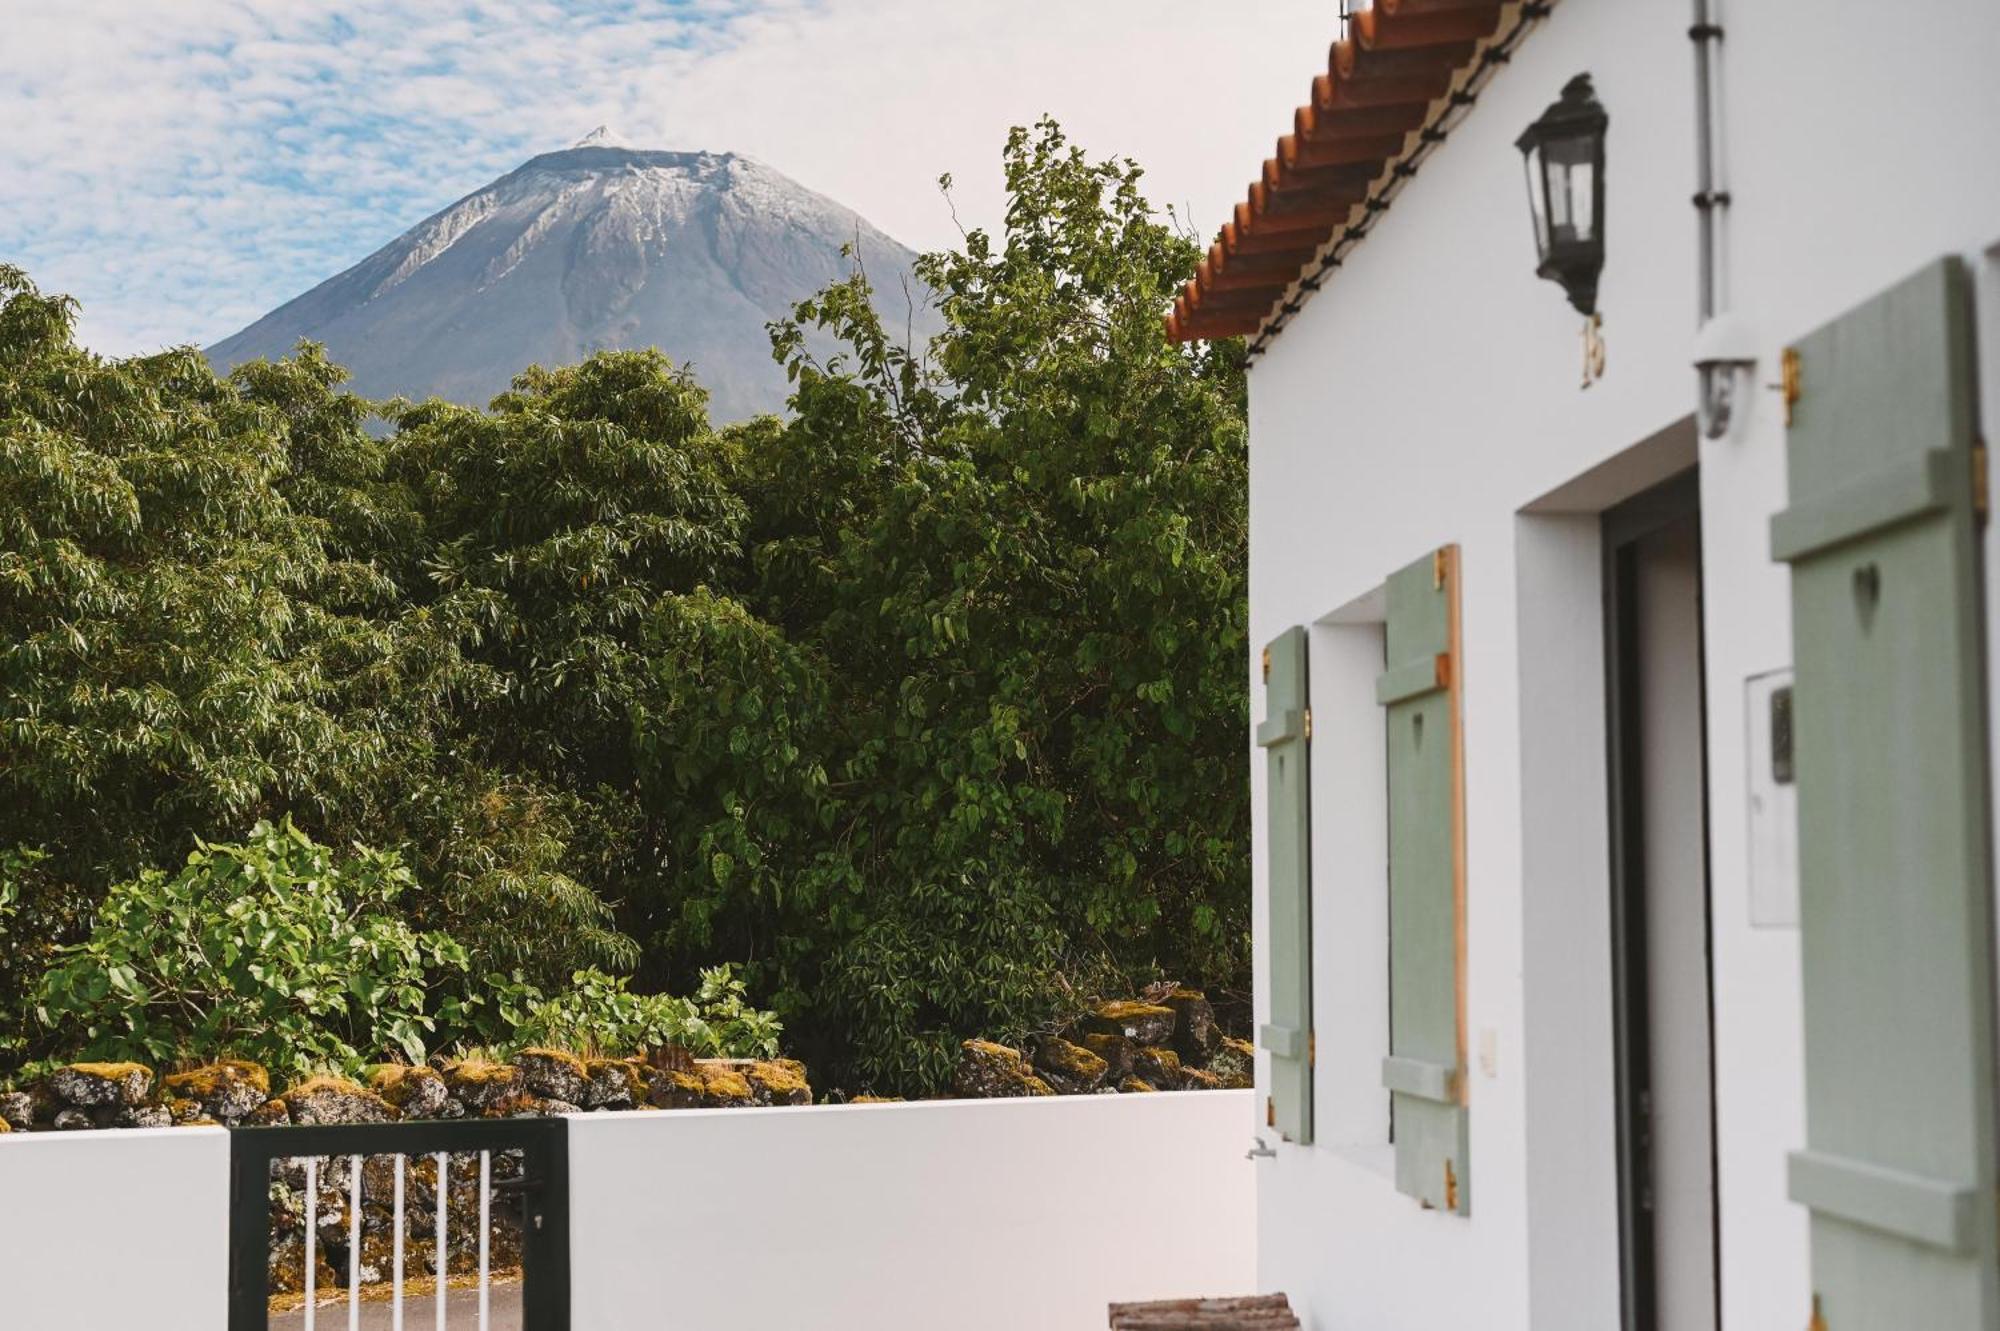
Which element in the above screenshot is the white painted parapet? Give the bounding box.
[567,1090,1258,1330]
[0,1125,230,1330]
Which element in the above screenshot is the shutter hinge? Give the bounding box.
[1781,346,1803,426]
[1309,1031,1316,1067]
[1807,1294,1826,1331]
[1444,1158,1459,1212]
[1303,708,1313,741]
[1266,1095,1276,1127]
[1262,647,1272,682]
[1974,440,1989,524]
[1433,547,1449,589]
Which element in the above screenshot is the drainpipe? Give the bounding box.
[1690,0,1754,439]
[1690,0,1726,321]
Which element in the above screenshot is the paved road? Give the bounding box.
[268,1280,521,1329]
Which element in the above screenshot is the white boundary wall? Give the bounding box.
[0,1125,230,1330]
[567,1090,1257,1330]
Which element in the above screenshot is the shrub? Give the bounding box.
[509,963,780,1059]
[34,819,472,1079]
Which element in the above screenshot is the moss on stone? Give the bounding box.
[285,1076,398,1125]
[1033,1036,1109,1093]
[514,1047,587,1077]
[850,1094,904,1104]
[1132,1046,1184,1090]
[1082,1001,1177,1045]
[1180,1067,1223,1091]
[1118,1077,1157,1094]
[696,1064,753,1103]
[163,1058,269,1101]
[444,1059,522,1109]
[1081,1033,1135,1079]
[744,1059,811,1105]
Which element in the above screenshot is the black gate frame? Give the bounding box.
[228,1117,570,1330]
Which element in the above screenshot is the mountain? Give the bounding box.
[207,129,933,423]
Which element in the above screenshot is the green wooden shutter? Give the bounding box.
[1378,547,1469,1213]
[1771,256,1999,1328]
[1257,625,1313,1144]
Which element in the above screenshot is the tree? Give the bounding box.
[657,119,1252,1091]
[0,119,1250,1095]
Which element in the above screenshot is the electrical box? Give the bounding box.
[1745,668,1799,927]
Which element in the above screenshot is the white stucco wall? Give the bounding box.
[0,1126,230,1330]
[567,1092,1256,1331]
[1243,1,2000,1329]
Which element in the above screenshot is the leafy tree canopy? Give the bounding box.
[0,119,1248,1095]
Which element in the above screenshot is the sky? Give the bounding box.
[0,0,1331,357]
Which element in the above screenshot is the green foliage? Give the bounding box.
[0,119,1247,1094]
[510,964,781,1059]
[685,117,1251,1090]
[34,820,471,1079]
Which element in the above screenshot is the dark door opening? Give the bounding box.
[1604,469,1720,1331]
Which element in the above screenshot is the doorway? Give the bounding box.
[1603,469,1720,1331]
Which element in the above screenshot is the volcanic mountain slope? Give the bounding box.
[208,129,933,422]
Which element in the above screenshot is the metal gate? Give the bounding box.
[228,1118,569,1330]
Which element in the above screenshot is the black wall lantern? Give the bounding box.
[1517,73,1608,316]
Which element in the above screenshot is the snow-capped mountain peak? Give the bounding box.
[207,138,933,423]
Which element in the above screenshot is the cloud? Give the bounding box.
[0,0,1326,355]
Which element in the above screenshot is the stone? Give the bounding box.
[285,1077,398,1125]
[1209,1037,1253,1090]
[1032,1036,1109,1094]
[104,1104,172,1128]
[951,1040,1055,1099]
[53,1107,94,1129]
[484,1091,580,1119]
[582,1059,639,1109]
[0,1116,9,1133]
[744,1059,812,1106]
[1082,1001,1178,1047]
[1180,1067,1224,1091]
[849,1094,904,1104]
[243,1098,291,1127]
[515,1048,589,1104]
[368,1064,449,1119]
[49,1061,153,1107]
[445,1059,522,1110]
[1164,988,1222,1064]
[650,1063,756,1109]
[1081,1033,1135,1081]
[438,1096,468,1119]
[1132,1047,1185,1090]
[162,1059,270,1123]
[0,1091,32,1131]
[268,1232,337,1296]
[1117,1077,1157,1094]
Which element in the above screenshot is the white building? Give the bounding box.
[1169,2,2000,1329]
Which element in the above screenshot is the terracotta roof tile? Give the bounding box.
[1168,1,1513,344]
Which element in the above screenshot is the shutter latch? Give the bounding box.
[1807,1294,1826,1331]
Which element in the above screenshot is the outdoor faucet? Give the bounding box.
[1245,1139,1277,1161]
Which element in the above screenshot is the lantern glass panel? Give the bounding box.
[1540,132,1599,245]
[1521,143,1551,259]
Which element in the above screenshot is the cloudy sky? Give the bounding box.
[1,0,1329,356]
